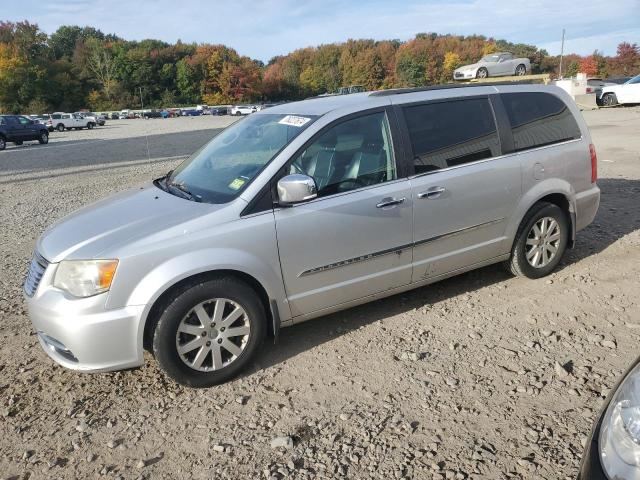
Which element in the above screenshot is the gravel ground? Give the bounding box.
[0,108,639,480]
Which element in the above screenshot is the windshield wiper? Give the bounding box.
[166,179,201,202]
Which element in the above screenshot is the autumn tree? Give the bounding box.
[579,55,598,76]
[615,42,640,75]
[85,39,118,100]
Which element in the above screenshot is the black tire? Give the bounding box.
[507,202,569,279]
[38,131,49,144]
[56,124,65,132]
[602,93,618,107]
[476,67,489,79]
[87,122,94,129]
[152,277,266,387]
[66,127,72,131]
[14,140,23,145]
[515,64,527,76]
[0,136,5,151]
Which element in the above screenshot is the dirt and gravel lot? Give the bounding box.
[0,108,639,480]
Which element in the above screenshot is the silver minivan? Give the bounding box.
[24,84,600,387]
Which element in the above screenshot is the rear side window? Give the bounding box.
[403,98,500,174]
[501,92,581,152]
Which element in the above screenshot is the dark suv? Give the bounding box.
[0,115,49,150]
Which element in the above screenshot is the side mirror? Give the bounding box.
[277,174,317,206]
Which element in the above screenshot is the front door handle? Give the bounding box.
[417,186,446,199]
[376,197,406,208]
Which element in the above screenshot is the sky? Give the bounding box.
[4,0,639,61]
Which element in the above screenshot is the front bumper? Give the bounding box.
[24,263,145,372]
[453,70,476,80]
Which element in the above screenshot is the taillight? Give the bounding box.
[589,143,597,183]
[586,87,593,93]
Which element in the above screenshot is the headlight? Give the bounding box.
[600,362,640,479]
[53,260,118,298]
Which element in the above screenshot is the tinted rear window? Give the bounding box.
[404,98,500,174]
[501,92,581,152]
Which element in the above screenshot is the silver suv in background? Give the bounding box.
[24,84,600,387]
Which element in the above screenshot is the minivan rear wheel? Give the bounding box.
[152,277,266,387]
[507,202,569,279]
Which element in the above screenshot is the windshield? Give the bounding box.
[481,54,500,63]
[626,75,640,85]
[166,113,317,203]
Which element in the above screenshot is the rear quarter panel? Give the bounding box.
[496,85,595,243]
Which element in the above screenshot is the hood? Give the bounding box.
[456,63,479,72]
[38,183,225,263]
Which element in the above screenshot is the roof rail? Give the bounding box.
[369,81,535,97]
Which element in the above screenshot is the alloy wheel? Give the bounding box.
[525,217,561,268]
[175,298,251,372]
[516,65,526,76]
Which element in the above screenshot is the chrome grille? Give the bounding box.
[24,252,49,297]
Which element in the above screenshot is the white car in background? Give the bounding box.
[50,112,96,132]
[454,52,531,80]
[230,105,257,116]
[600,74,640,106]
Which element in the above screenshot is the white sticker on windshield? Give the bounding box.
[278,115,311,127]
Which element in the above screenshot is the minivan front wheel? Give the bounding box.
[508,202,569,279]
[152,277,266,387]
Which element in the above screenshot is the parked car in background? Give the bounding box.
[0,114,49,150]
[230,105,256,115]
[181,108,202,116]
[84,112,106,126]
[24,84,599,387]
[74,112,103,127]
[336,85,365,95]
[51,112,96,131]
[110,112,119,120]
[600,74,640,106]
[142,110,164,119]
[41,114,55,132]
[167,108,182,118]
[454,52,531,80]
[209,106,228,115]
[196,105,209,114]
[578,356,640,479]
[27,115,46,125]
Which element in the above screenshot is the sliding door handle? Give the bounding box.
[418,187,446,199]
[376,197,406,208]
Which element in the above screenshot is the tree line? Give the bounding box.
[0,21,638,114]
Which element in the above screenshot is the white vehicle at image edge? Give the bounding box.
[24,84,600,388]
[231,105,257,115]
[454,52,531,80]
[51,112,96,132]
[600,74,640,106]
